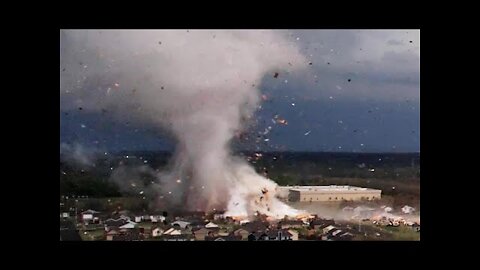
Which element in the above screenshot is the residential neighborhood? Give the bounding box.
[60,206,420,241]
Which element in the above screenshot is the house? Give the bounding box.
[112,229,144,241]
[337,232,354,241]
[81,210,100,224]
[150,215,165,223]
[310,218,335,230]
[119,221,138,230]
[248,231,268,241]
[134,216,143,223]
[205,234,241,241]
[278,220,304,229]
[161,234,193,241]
[106,229,121,241]
[242,221,269,233]
[248,229,292,241]
[171,220,191,229]
[322,225,337,235]
[192,227,213,241]
[288,229,299,241]
[151,227,164,238]
[104,217,129,231]
[205,222,219,229]
[163,227,182,236]
[233,228,250,240]
[266,229,293,241]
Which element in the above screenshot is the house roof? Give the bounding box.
[171,221,191,227]
[205,234,240,241]
[242,221,269,233]
[205,222,219,228]
[323,225,336,233]
[82,209,100,214]
[119,221,137,229]
[266,229,293,238]
[234,228,249,234]
[105,218,129,227]
[279,220,303,225]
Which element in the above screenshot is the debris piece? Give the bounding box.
[273,72,279,78]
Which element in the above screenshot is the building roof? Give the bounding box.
[323,225,336,233]
[171,221,191,228]
[266,229,293,238]
[279,220,303,226]
[242,221,269,233]
[82,209,100,214]
[105,218,129,227]
[287,185,381,194]
[205,234,241,241]
[205,222,219,228]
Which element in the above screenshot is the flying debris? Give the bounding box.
[369,168,375,172]
[114,83,120,87]
[176,179,182,183]
[276,119,288,125]
[273,72,279,78]
[304,131,311,136]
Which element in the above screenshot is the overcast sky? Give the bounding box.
[60,29,420,153]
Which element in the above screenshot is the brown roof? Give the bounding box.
[242,221,269,233]
[279,220,303,225]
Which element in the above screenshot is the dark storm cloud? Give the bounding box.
[60,30,419,152]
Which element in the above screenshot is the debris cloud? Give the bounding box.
[60,30,308,219]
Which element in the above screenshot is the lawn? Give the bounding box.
[382,226,420,241]
[80,229,105,241]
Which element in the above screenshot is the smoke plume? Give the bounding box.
[60,142,98,167]
[60,30,308,218]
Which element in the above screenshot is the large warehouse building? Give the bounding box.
[278,185,381,202]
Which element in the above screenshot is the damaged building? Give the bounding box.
[280,185,381,202]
